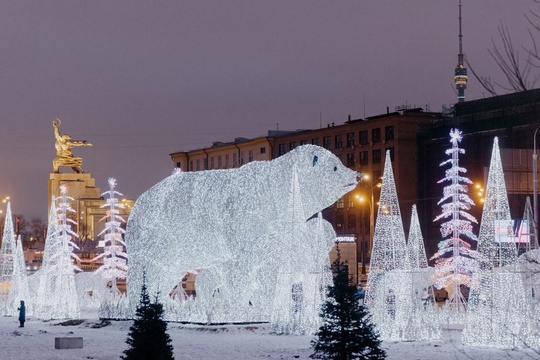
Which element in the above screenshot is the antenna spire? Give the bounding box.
[454,0,468,103]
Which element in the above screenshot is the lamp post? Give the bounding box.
[355,174,382,277]
[534,127,540,236]
[355,194,372,276]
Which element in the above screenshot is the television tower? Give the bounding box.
[454,0,468,103]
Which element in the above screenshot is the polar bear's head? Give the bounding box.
[277,144,358,218]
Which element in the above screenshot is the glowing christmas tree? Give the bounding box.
[7,235,30,316]
[521,197,538,252]
[477,137,516,269]
[463,137,540,348]
[430,129,482,313]
[401,205,441,341]
[365,151,413,340]
[365,150,409,307]
[35,186,81,319]
[92,178,128,296]
[0,202,16,315]
[407,205,428,269]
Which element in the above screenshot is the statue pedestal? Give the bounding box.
[48,173,101,208]
[48,172,102,242]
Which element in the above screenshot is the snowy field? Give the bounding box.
[1,308,539,360]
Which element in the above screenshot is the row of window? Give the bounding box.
[340,147,394,167]
[182,147,267,171]
[278,126,395,155]
[335,214,371,235]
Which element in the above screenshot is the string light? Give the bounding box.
[125,145,358,323]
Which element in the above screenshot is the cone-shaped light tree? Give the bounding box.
[430,129,483,313]
[407,205,429,269]
[365,150,409,307]
[477,137,516,269]
[0,202,16,315]
[400,205,441,341]
[365,151,413,341]
[521,197,538,252]
[8,234,30,316]
[93,178,128,296]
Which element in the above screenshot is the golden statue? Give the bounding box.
[52,119,92,173]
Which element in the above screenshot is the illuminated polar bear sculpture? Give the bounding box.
[125,144,358,322]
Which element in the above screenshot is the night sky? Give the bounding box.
[0,1,533,219]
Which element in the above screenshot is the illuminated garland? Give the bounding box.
[430,129,482,314]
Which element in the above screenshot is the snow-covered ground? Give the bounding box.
[1,307,539,359]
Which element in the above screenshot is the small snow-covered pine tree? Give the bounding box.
[310,251,386,360]
[123,275,174,360]
[92,178,127,295]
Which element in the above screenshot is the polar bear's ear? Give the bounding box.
[312,155,318,167]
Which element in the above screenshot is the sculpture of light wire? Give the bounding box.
[463,137,540,348]
[429,129,483,316]
[34,186,81,320]
[0,202,16,315]
[125,145,357,324]
[365,150,412,340]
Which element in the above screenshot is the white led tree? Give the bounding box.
[0,202,16,316]
[93,178,128,296]
[365,150,412,340]
[476,137,516,269]
[34,187,81,319]
[365,150,409,306]
[407,205,428,269]
[34,197,59,317]
[7,234,30,316]
[463,137,540,348]
[521,197,538,252]
[402,205,441,341]
[430,128,482,314]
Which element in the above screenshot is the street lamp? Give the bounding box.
[534,127,540,236]
[355,174,383,277]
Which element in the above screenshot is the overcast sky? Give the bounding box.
[0,0,533,219]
